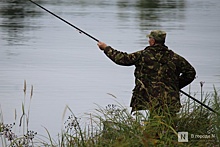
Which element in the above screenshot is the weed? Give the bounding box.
[1,81,220,146]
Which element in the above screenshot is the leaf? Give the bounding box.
[14,109,17,120]
[22,103,25,115]
[107,93,117,99]
[23,80,27,95]
[43,126,54,145]
[30,85,34,99]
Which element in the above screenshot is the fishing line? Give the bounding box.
[28,0,99,42]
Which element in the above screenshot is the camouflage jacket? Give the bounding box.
[103,44,196,112]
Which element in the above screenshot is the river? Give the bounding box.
[0,0,220,139]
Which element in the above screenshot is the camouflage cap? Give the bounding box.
[147,30,166,41]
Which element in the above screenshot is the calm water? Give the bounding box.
[1,0,220,137]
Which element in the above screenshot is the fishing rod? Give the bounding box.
[28,0,99,42]
[29,0,218,115]
[180,90,219,115]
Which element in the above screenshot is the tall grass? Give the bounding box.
[58,87,220,146]
[0,81,44,147]
[0,81,220,146]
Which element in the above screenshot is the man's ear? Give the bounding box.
[152,38,156,44]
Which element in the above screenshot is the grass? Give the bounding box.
[0,81,220,146]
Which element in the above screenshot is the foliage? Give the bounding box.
[58,88,220,147]
[0,81,220,146]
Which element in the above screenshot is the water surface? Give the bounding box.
[0,0,220,137]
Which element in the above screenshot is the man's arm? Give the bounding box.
[179,56,196,89]
[98,41,141,66]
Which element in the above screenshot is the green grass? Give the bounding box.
[0,82,220,146]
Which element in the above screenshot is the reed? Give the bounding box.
[0,81,40,147]
[58,88,220,146]
[0,82,219,146]
[58,88,220,147]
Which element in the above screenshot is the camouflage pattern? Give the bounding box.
[147,30,166,41]
[103,44,196,113]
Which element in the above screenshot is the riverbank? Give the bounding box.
[1,83,219,146]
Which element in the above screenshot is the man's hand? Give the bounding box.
[97,41,107,50]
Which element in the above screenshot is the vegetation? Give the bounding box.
[0,81,220,146]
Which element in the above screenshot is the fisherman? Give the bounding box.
[97,30,196,118]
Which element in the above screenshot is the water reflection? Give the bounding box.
[0,0,219,138]
[0,0,42,46]
[117,0,186,31]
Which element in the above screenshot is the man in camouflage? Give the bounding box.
[97,30,196,116]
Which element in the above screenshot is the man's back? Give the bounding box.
[131,44,196,112]
[97,30,196,114]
